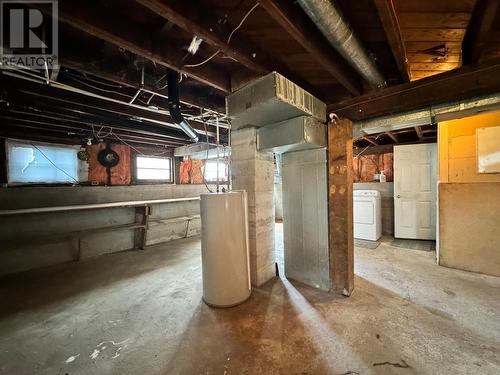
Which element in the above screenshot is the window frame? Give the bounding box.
[133,153,174,184]
[5,139,83,186]
[203,158,229,184]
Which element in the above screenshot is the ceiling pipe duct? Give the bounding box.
[353,91,500,136]
[167,71,199,142]
[296,0,386,88]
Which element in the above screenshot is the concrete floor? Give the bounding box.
[1,224,499,374]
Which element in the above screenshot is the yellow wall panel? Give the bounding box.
[439,111,500,182]
[449,135,476,159]
[438,111,500,277]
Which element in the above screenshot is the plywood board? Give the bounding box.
[477,126,500,173]
[439,183,500,277]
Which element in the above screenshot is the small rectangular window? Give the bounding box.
[7,141,79,184]
[204,160,228,183]
[136,156,172,181]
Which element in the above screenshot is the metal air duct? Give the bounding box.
[167,71,199,142]
[297,0,386,88]
[353,91,500,136]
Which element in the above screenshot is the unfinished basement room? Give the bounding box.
[1,0,500,374]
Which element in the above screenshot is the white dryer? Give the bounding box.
[353,190,382,241]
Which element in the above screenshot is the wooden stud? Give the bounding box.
[135,205,151,250]
[327,118,354,295]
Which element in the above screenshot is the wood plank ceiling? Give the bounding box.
[394,0,476,80]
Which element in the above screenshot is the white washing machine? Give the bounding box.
[353,190,382,241]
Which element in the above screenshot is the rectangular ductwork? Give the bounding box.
[226,72,326,129]
[257,116,326,153]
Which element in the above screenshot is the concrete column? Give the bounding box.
[231,127,275,287]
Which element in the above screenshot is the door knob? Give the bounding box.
[396,195,401,198]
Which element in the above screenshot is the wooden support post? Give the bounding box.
[135,205,151,250]
[328,118,354,296]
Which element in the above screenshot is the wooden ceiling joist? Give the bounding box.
[386,131,399,143]
[362,136,379,146]
[259,0,362,96]
[59,55,225,112]
[329,56,500,120]
[462,0,500,64]
[49,2,231,93]
[374,0,410,82]
[135,0,268,74]
[415,126,423,140]
[353,139,436,156]
[1,76,218,137]
[135,0,321,96]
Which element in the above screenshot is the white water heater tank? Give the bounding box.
[200,191,251,307]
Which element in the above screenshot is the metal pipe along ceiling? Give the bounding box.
[296,0,386,88]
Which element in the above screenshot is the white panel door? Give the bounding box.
[394,143,437,240]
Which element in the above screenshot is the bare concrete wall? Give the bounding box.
[0,184,215,209]
[439,183,500,277]
[0,184,213,276]
[354,182,394,235]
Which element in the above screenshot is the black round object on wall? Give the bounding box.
[97,144,120,168]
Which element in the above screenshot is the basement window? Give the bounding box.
[136,156,172,181]
[7,141,80,184]
[204,160,228,183]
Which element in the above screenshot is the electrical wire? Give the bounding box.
[112,131,171,157]
[184,50,221,68]
[30,143,79,183]
[66,75,134,99]
[227,2,260,45]
[65,74,151,106]
[97,126,113,139]
[183,2,260,69]
[65,71,125,88]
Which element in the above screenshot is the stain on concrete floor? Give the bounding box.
[0,224,499,374]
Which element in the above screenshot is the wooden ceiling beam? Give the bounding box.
[59,55,225,112]
[462,0,500,64]
[415,126,423,141]
[259,0,362,96]
[1,75,219,137]
[353,139,437,156]
[135,0,268,74]
[363,136,379,146]
[386,131,399,143]
[44,1,231,93]
[135,0,323,97]
[329,56,500,120]
[374,0,410,82]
